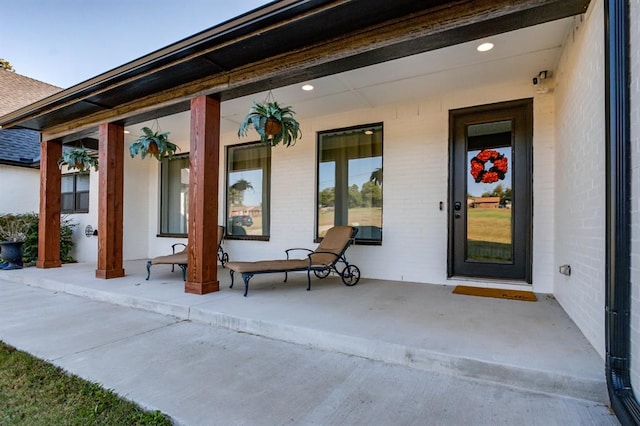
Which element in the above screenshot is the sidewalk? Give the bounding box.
[0,262,619,424]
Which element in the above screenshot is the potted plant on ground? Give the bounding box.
[238,101,301,147]
[129,126,179,160]
[0,214,30,270]
[57,147,99,172]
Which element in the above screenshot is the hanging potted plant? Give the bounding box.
[238,100,301,147]
[231,179,253,192]
[129,126,179,160]
[57,147,99,172]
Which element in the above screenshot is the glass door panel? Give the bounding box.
[466,121,513,263]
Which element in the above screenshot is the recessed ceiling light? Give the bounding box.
[477,42,494,52]
[364,130,374,135]
[302,84,314,91]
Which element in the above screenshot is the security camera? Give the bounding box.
[532,77,539,86]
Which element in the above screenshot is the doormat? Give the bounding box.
[452,285,537,302]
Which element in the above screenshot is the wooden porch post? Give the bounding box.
[36,140,62,268]
[185,95,220,294]
[95,123,125,279]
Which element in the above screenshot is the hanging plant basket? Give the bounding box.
[264,117,283,136]
[238,100,301,147]
[129,126,179,160]
[57,147,99,172]
[231,179,254,192]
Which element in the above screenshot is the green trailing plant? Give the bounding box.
[57,147,99,172]
[129,127,179,160]
[238,101,301,147]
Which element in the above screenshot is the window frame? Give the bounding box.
[157,153,190,238]
[61,172,90,214]
[315,122,384,245]
[225,141,271,241]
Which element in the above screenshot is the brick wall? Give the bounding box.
[0,165,39,214]
[553,0,606,357]
[219,78,556,292]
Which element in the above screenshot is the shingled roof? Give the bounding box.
[0,69,60,167]
[0,68,61,116]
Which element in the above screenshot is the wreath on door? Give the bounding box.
[470,149,508,184]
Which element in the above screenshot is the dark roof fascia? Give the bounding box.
[0,159,39,169]
[0,0,312,128]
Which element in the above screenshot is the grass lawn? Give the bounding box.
[466,208,512,261]
[0,341,172,425]
[318,207,382,235]
[467,208,512,244]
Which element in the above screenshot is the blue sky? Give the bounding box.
[1,0,271,88]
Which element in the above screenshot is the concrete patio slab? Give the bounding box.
[0,260,609,404]
[0,278,617,425]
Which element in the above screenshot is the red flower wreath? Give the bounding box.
[470,149,508,184]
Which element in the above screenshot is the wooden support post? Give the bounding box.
[95,123,125,279]
[36,140,62,268]
[185,95,220,294]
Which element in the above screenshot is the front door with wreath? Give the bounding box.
[448,99,533,283]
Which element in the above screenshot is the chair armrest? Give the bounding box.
[285,248,313,259]
[308,250,341,266]
[171,243,187,254]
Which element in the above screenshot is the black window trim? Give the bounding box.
[315,122,384,245]
[157,152,190,238]
[225,141,271,241]
[61,172,90,214]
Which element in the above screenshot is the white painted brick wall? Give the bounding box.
[553,0,606,357]
[0,165,39,213]
[218,79,556,292]
[628,0,640,393]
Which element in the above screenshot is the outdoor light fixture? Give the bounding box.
[84,225,98,237]
[559,264,571,276]
[477,42,494,52]
[302,84,314,91]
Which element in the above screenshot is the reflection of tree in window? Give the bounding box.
[229,179,253,206]
[226,143,271,238]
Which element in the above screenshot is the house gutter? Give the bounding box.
[604,0,640,424]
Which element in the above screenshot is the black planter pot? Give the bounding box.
[0,241,24,270]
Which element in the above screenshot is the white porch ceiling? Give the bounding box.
[126,16,575,142]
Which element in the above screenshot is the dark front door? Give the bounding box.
[449,99,532,282]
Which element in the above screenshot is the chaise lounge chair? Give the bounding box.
[225,225,361,296]
[146,225,228,281]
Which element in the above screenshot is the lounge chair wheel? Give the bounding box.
[314,268,330,279]
[341,265,360,286]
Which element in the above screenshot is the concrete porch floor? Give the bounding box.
[0,259,608,405]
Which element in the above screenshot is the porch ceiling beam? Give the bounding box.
[36,0,588,140]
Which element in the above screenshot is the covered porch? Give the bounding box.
[0,260,607,404]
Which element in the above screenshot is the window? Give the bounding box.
[226,143,271,239]
[159,154,190,236]
[61,173,90,213]
[317,124,383,243]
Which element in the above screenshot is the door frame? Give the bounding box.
[447,98,533,283]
